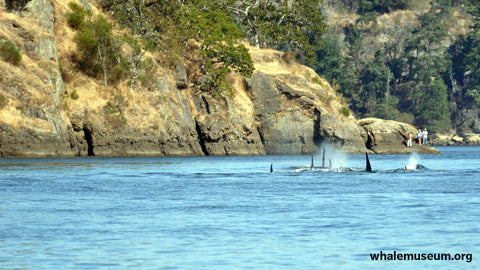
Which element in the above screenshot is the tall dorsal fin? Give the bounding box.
[322,148,326,167]
[366,153,373,172]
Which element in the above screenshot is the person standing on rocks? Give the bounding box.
[417,129,422,145]
[422,128,428,145]
[407,133,412,147]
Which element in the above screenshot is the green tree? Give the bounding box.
[359,53,393,117]
[123,35,155,92]
[108,0,254,97]
[415,75,451,131]
[74,15,114,87]
[66,2,92,29]
[233,0,326,65]
[68,3,128,88]
[450,2,480,106]
[314,30,344,83]
[335,23,365,115]
[345,24,365,73]
[92,16,113,88]
[180,1,254,96]
[393,7,452,130]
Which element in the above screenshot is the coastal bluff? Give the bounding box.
[0,0,439,157]
[358,118,440,154]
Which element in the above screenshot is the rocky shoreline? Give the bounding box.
[0,0,453,158]
[431,133,480,146]
[0,116,443,158]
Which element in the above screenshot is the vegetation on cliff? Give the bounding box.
[62,0,479,135]
[68,0,246,97]
[64,0,326,97]
[0,40,22,66]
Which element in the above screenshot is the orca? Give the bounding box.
[270,163,273,173]
[322,148,326,168]
[415,164,427,170]
[365,153,373,172]
[404,164,428,171]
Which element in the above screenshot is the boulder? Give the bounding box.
[431,134,452,146]
[258,111,317,155]
[452,135,465,143]
[465,135,480,145]
[358,118,440,154]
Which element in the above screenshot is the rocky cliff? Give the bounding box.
[0,0,72,156]
[0,0,440,157]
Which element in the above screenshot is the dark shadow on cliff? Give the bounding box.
[195,120,209,156]
[83,125,94,156]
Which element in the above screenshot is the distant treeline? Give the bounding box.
[317,0,480,133]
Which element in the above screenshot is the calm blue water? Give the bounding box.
[0,146,479,269]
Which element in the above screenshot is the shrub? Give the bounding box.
[66,2,92,29]
[0,94,8,109]
[311,76,323,85]
[282,51,297,64]
[70,90,79,100]
[339,106,351,117]
[0,40,22,66]
[103,92,128,129]
[109,54,130,85]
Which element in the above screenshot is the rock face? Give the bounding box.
[318,113,368,154]
[246,56,368,155]
[194,94,265,156]
[247,71,318,155]
[455,108,480,134]
[358,118,441,154]
[0,123,71,157]
[0,2,441,157]
[0,0,71,157]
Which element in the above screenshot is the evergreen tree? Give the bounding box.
[314,30,344,84]
[415,75,451,131]
[336,23,366,115]
[450,2,480,106]
[359,52,393,118]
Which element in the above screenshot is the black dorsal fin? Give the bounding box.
[366,153,372,172]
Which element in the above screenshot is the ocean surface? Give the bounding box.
[0,146,479,269]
